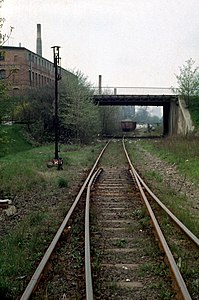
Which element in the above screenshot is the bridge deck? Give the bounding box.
[93,94,178,106]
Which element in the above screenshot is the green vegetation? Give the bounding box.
[172,58,199,107]
[0,126,102,298]
[0,211,60,299]
[100,141,127,166]
[57,177,68,188]
[0,124,102,196]
[138,136,199,183]
[148,281,175,300]
[127,137,199,299]
[59,70,101,144]
[189,96,199,128]
[0,119,198,298]
[145,169,163,183]
[113,239,128,248]
[172,58,199,129]
[3,70,101,145]
[1,0,101,144]
[127,138,199,236]
[0,125,32,157]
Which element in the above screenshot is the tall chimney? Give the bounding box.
[98,75,102,95]
[36,24,42,56]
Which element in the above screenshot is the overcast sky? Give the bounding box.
[1,0,199,87]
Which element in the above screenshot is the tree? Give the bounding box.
[172,58,199,107]
[59,70,101,143]
[135,106,150,123]
[99,106,121,136]
[0,0,6,102]
[0,0,14,46]
[0,0,14,121]
[13,85,55,141]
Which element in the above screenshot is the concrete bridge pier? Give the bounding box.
[164,97,194,136]
[176,98,194,135]
[163,101,178,135]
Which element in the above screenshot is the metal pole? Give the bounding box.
[52,46,61,160]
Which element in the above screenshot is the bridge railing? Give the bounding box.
[92,87,175,96]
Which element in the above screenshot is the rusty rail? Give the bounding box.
[122,139,192,300]
[133,168,199,247]
[20,139,196,299]
[85,168,103,300]
[20,143,109,300]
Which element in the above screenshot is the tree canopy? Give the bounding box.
[10,70,101,144]
[0,0,14,121]
[59,70,101,143]
[172,58,199,107]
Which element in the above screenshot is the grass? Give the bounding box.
[126,137,199,299]
[113,239,128,248]
[0,125,104,299]
[189,96,199,128]
[0,125,198,298]
[57,177,68,188]
[126,138,199,237]
[146,170,163,182]
[138,136,199,184]
[148,281,175,300]
[100,140,127,166]
[0,211,59,299]
[0,134,102,196]
[139,261,168,277]
[0,125,33,158]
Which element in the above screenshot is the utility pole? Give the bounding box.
[52,46,62,164]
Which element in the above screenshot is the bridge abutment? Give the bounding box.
[176,98,194,135]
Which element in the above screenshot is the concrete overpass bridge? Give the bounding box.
[93,86,179,136]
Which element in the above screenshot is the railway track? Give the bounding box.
[20,139,198,300]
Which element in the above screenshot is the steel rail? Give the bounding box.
[133,169,199,247]
[85,168,103,300]
[122,140,192,300]
[123,141,199,247]
[20,142,109,300]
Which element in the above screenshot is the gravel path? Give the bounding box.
[133,143,199,213]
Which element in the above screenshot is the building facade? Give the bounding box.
[0,46,70,93]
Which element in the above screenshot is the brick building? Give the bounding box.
[0,46,73,94]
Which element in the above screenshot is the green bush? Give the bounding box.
[57,177,68,188]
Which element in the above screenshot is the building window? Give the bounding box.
[32,72,34,86]
[29,70,32,83]
[0,69,6,79]
[0,51,5,61]
[13,87,19,91]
